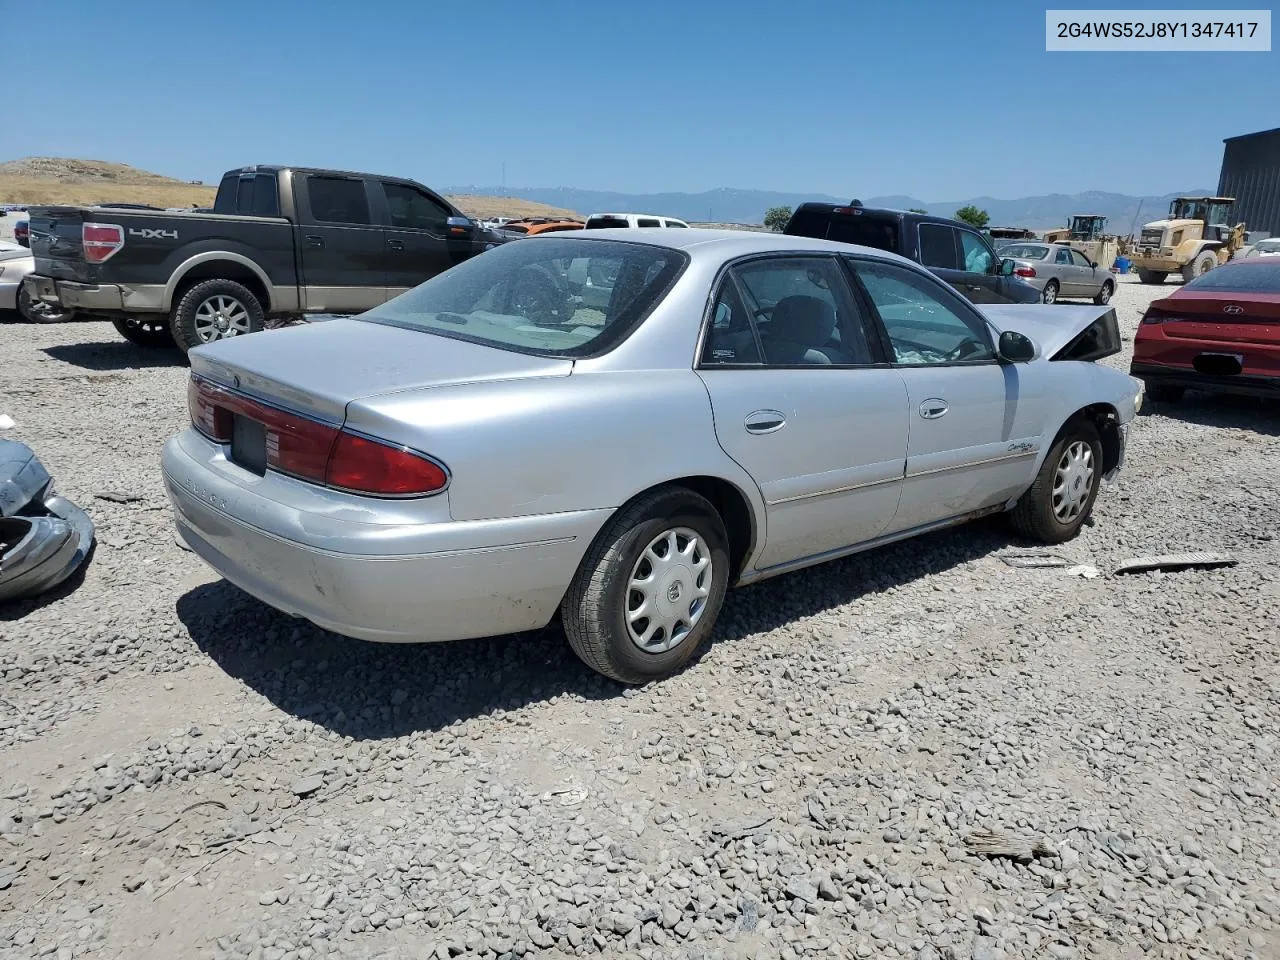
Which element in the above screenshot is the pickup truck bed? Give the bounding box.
[24,165,501,353]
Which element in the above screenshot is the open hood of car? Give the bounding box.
[978,304,1122,363]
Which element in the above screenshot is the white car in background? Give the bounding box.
[584,213,690,230]
[1246,238,1280,257]
[0,242,75,323]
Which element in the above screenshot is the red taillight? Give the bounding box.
[188,377,232,442]
[325,432,448,496]
[1141,310,1169,325]
[82,222,124,263]
[1015,266,1036,278]
[187,375,448,497]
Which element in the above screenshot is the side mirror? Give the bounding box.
[997,329,1037,363]
[1088,259,1097,268]
[446,215,474,237]
[999,258,1016,276]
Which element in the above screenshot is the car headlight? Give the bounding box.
[1131,376,1145,414]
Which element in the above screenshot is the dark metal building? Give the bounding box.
[1217,127,1280,235]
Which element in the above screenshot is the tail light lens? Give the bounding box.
[1141,310,1170,325]
[187,375,448,497]
[82,222,124,263]
[1015,266,1037,278]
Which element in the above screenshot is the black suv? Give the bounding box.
[784,202,1040,305]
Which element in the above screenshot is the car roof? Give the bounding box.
[542,226,921,266]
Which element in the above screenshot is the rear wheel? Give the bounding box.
[1040,280,1059,304]
[112,316,176,348]
[1010,419,1103,544]
[1093,280,1114,305]
[170,279,264,354]
[1136,269,1168,284]
[17,286,75,324]
[1181,250,1218,283]
[561,487,730,684]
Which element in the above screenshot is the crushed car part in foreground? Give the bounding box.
[1113,552,1238,576]
[999,552,1074,569]
[0,439,94,604]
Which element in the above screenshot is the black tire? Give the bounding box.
[1136,269,1168,285]
[561,487,731,684]
[170,279,264,354]
[1093,280,1114,305]
[1041,280,1059,304]
[1181,250,1217,284]
[112,316,176,348]
[1010,419,1103,544]
[1144,381,1184,403]
[17,286,75,324]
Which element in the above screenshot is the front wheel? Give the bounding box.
[1136,269,1168,285]
[1093,280,1114,305]
[1041,280,1059,304]
[1010,419,1103,544]
[1182,251,1217,283]
[112,316,176,348]
[170,279,264,354]
[561,487,730,684]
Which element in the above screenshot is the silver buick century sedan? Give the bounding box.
[163,230,1141,684]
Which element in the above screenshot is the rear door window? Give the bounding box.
[306,176,371,225]
[918,224,960,270]
[1055,248,1073,265]
[823,214,900,252]
[637,218,662,228]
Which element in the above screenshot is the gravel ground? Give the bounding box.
[1,276,1278,960]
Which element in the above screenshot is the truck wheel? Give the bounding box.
[17,286,75,324]
[1136,269,1168,285]
[1181,251,1217,283]
[170,279,264,353]
[112,317,176,348]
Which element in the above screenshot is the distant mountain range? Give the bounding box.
[443,184,1216,232]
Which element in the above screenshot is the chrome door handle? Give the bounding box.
[919,399,948,419]
[744,409,786,434]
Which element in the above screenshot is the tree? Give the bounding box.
[908,208,928,214]
[953,205,990,230]
[763,206,792,232]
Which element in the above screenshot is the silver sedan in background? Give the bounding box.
[998,241,1116,305]
[164,230,1140,685]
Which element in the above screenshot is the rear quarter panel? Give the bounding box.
[342,369,768,529]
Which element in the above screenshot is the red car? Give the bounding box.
[12,218,29,248]
[1131,258,1280,402]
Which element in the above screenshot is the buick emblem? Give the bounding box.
[667,581,683,603]
[1223,304,1244,315]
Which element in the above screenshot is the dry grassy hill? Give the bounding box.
[0,157,580,220]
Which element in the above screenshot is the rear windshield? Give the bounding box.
[1001,243,1049,259]
[1183,260,1280,293]
[358,237,688,357]
[586,216,630,229]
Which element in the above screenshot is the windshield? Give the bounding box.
[1169,199,1208,221]
[357,237,687,356]
[1183,261,1280,293]
[1000,243,1048,260]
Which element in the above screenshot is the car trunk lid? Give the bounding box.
[188,317,574,423]
[1153,292,1280,345]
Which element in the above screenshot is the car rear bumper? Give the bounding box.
[25,275,166,312]
[0,278,19,311]
[161,433,610,644]
[1130,362,1280,398]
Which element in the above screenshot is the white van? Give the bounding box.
[583,213,690,230]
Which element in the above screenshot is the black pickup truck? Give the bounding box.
[784,201,1041,305]
[23,165,502,353]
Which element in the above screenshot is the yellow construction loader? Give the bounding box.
[1128,197,1247,284]
[1043,215,1120,271]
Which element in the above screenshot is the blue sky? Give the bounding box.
[8,0,1276,199]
